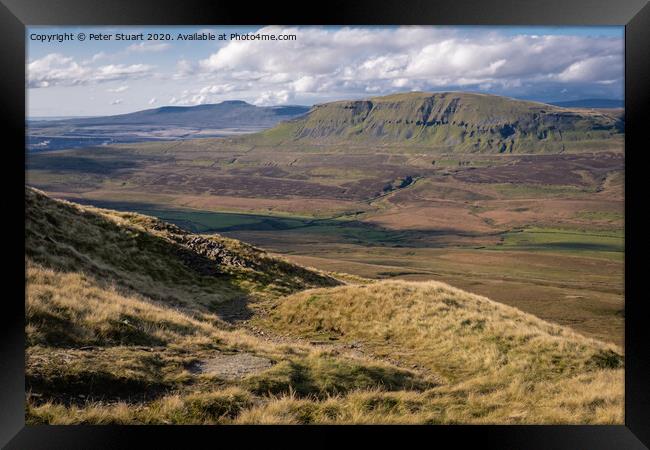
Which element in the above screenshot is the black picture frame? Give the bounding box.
[2,0,648,447]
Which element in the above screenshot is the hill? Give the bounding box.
[27,101,311,151]
[30,101,310,128]
[26,186,338,313]
[256,92,623,153]
[25,188,623,424]
[264,281,623,384]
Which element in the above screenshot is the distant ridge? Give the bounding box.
[549,99,624,109]
[256,92,624,153]
[31,101,311,128]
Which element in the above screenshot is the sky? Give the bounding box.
[26,25,624,117]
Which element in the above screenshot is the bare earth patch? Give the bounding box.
[190,353,274,380]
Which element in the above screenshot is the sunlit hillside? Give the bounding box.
[25,188,623,424]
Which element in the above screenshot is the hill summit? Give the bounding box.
[259,92,623,153]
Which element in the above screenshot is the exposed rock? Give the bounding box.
[176,235,251,269]
[188,353,274,379]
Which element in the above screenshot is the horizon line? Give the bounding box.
[27,92,625,119]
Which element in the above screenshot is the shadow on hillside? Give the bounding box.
[244,358,437,400]
[38,197,503,249]
[25,187,258,322]
[209,296,254,323]
[27,350,173,406]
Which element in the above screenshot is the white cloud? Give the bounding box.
[28,26,624,114]
[168,93,206,106]
[110,99,123,105]
[172,58,199,80]
[28,53,91,88]
[106,85,129,93]
[253,89,292,106]
[148,97,157,105]
[161,83,241,106]
[90,52,107,62]
[293,76,319,93]
[28,53,155,88]
[198,84,236,95]
[556,55,622,83]
[193,26,623,103]
[94,64,154,81]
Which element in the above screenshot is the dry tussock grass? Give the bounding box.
[25,188,624,424]
[27,270,623,424]
[27,263,220,348]
[26,262,430,424]
[28,368,622,425]
[261,280,624,423]
[26,187,337,314]
[27,387,254,425]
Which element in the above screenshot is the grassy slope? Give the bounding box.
[255,92,622,153]
[25,188,623,424]
[26,186,338,311]
[27,187,428,423]
[259,281,624,422]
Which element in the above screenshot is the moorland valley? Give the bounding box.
[25,91,625,424]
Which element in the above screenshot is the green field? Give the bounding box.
[494,227,624,254]
[78,202,624,256]
[73,200,423,247]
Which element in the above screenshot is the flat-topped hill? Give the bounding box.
[257,92,623,153]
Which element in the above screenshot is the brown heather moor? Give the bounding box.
[25,187,623,424]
